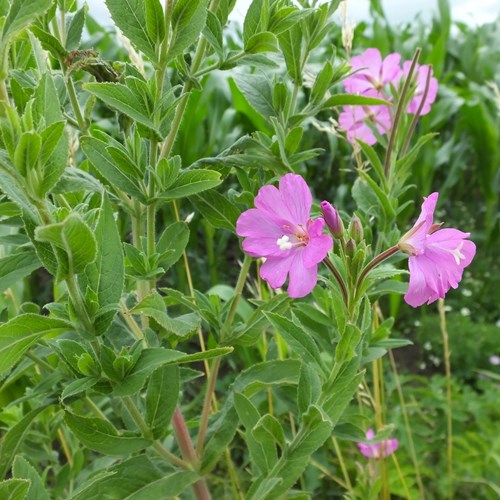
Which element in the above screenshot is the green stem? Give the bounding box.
[196,256,252,457]
[356,245,399,291]
[323,256,348,305]
[25,351,54,372]
[119,299,147,347]
[388,350,426,499]
[383,48,421,179]
[401,64,433,156]
[122,396,193,470]
[159,0,222,160]
[438,299,453,499]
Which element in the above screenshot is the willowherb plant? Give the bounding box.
[0,0,476,498]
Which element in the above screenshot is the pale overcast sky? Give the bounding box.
[87,0,499,27]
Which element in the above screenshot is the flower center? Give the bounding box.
[276,225,309,252]
[277,235,293,251]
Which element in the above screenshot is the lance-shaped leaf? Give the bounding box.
[83,193,124,335]
[190,190,240,231]
[70,456,197,499]
[104,0,156,61]
[0,405,51,478]
[114,346,233,396]
[35,213,97,276]
[160,169,222,200]
[0,248,41,294]
[64,412,152,456]
[84,82,157,131]
[0,315,72,376]
[81,136,145,200]
[168,0,209,61]
[2,0,52,41]
[12,456,50,500]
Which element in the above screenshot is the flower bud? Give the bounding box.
[345,238,356,257]
[320,201,345,238]
[349,215,364,242]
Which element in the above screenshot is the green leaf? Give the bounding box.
[33,72,64,126]
[70,456,196,499]
[64,412,152,456]
[200,406,239,474]
[0,248,41,294]
[66,6,86,51]
[243,0,269,43]
[157,221,190,271]
[83,193,124,335]
[252,414,286,451]
[324,94,390,107]
[12,456,50,500]
[145,0,165,44]
[0,153,39,221]
[161,169,222,200]
[278,24,303,83]
[30,26,68,59]
[233,73,275,119]
[0,479,30,499]
[104,0,156,61]
[115,346,232,396]
[132,290,200,338]
[297,362,321,416]
[146,365,179,439]
[168,0,209,61]
[0,315,71,376]
[61,377,99,401]
[335,324,362,364]
[310,61,334,104]
[190,190,240,231]
[84,82,157,131]
[0,405,50,478]
[265,312,325,373]
[234,392,274,474]
[356,139,388,190]
[245,32,279,54]
[2,0,52,41]
[81,136,145,200]
[35,213,97,275]
[40,121,69,195]
[203,11,223,57]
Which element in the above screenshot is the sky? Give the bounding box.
[87,0,500,27]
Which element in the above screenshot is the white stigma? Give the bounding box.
[450,241,465,265]
[277,235,293,251]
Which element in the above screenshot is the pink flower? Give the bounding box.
[236,174,333,298]
[339,94,392,145]
[343,48,402,95]
[358,429,398,459]
[399,193,476,308]
[401,61,438,115]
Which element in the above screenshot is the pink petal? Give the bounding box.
[287,253,318,298]
[254,185,294,227]
[259,256,293,289]
[366,428,375,440]
[404,256,435,307]
[381,53,402,84]
[279,174,312,226]
[358,442,375,458]
[303,219,333,268]
[236,208,282,239]
[242,237,287,258]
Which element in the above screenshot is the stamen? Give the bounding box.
[450,241,465,265]
[277,235,293,251]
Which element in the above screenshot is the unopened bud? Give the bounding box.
[320,201,344,237]
[349,215,364,242]
[346,238,356,257]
